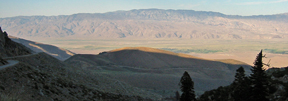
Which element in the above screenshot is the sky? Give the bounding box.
[0,0,287,18]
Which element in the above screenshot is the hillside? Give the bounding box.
[1,9,288,40]
[0,27,31,57]
[103,47,248,69]
[0,29,160,100]
[0,52,158,100]
[10,36,75,60]
[65,47,251,97]
[198,66,288,100]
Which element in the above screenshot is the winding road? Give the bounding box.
[0,53,39,70]
[0,60,19,70]
[2,53,38,60]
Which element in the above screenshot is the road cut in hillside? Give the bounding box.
[0,60,19,70]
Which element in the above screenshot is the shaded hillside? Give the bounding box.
[103,47,249,70]
[65,47,251,97]
[0,30,159,100]
[198,66,288,101]
[1,9,288,39]
[0,27,31,57]
[0,52,154,100]
[10,36,75,60]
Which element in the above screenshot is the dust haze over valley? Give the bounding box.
[1,8,288,100]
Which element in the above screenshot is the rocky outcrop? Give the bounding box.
[0,27,31,57]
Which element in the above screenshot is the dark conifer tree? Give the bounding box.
[179,71,196,101]
[232,66,250,101]
[249,50,269,101]
[233,67,246,84]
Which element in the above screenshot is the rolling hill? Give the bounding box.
[65,47,252,97]
[1,9,288,40]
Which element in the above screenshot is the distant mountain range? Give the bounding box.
[1,9,288,39]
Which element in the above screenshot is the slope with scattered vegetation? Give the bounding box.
[0,28,159,100]
[198,51,288,101]
[65,47,251,97]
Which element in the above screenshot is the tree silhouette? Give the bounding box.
[179,71,196,101]
[232,66,250,101]
[233,67,246,84]
[249,50,269,101]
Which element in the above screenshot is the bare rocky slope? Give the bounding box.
[65,47,252,97]
[1,9,288,40]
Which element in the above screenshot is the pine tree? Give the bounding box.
[249,50,269,101]
[233,67,246,84]
[179,71,196,101]
[232,66,250,101]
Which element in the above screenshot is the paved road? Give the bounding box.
[0,60,19,70]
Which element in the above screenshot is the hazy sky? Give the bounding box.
[0,0,287,18]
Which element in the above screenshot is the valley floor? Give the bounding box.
[30,38,288,67]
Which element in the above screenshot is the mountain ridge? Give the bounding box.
[1,9,288,39]
[1,8,287,19]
